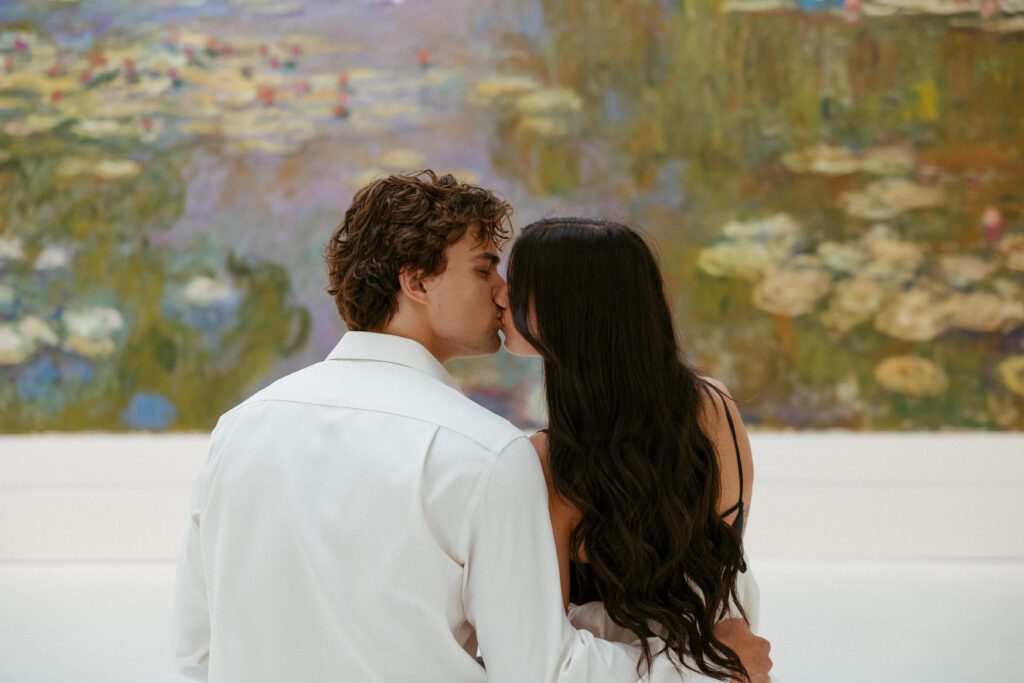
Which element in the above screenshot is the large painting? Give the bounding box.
[1,0,1022,431]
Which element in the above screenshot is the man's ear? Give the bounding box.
[398,266,430,305]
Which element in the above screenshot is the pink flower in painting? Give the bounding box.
[123,57,139,83]
[50,89,63,103]
[843,0,861,23]
[88,52,108,67]
[980,0,999,17]
[982,205,1004,242]
[292,80,311,94]
[416,50,431,68]
[79,69,93,84]
[290,44,303,58]
[141,117,154,132]
[965,169,981,192]
[46,63,65,78]
[168,68,182,86]
[269,56,281,69]
[257,85,276,106]
[13,38,28,53]
[337,71,349,89]
[334,94,350,118]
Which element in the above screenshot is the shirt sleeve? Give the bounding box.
[462,436,722,683]
[171,452,212,681]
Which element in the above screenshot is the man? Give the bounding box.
[172,170,771,682]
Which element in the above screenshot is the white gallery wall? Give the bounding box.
[2,432,1023,683]
[2,432,1022,563]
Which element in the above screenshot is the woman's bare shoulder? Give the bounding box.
[696,375,736,424]
[529,429,549,454]
[529,431,550,479]
[695,375,754,517]
[528,430,580,526]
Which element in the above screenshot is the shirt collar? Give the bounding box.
[326,331,463,393]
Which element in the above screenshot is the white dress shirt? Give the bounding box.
[172,331,735,682]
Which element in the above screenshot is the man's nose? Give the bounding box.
[494,281,509,310]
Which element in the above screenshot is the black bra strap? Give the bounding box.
[718,391,743,502]
[705,382,744,505]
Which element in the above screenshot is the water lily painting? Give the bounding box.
[1,0,1022,432]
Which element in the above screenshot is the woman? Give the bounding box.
[500,217,757,682]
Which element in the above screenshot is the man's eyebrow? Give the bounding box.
[474,253,501,265]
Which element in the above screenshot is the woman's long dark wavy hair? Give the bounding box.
[508,218,748,681]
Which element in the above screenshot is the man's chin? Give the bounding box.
[460,333,502,358]
[484,332,502,355]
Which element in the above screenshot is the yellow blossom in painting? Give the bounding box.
[721,213,802,242]
[874,286,955,341]
[34,245,73,271]
[998,356,1024,397]
[515,88,583,115]
[184,276,238,307]
[819,276,887,334]
[752,257,832,317]
[379,148,426,170]
[950,292,1024,333]
[781,145,861,175]
[781,144,914,176]
[471,74,540,103]
[940,254,995,288]
[72,119,136,140]
[874,355,949,397]
[698,213,804,280]
[93,159,142,180]
[817,241,871,275]
[0,96,28,115]
[20,316,58,346]
[517,115,569,137]
[4,114,64,137]
[697,241,781,280]
[0,324,33,365]
[839,179,944,220]
[0,235,25,263]
[57,157,141,180]
[63,307,125,359]
[860,146,916,175]
[0,317,58,365]
[861,228,927,285]
[998,234,1024,272]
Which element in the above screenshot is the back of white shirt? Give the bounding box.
[172,332,721,683]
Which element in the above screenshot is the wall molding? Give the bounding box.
[1,432,1022,562]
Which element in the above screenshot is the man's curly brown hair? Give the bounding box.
[324,170,513,331]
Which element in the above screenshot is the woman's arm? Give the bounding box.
[529,430,580,612]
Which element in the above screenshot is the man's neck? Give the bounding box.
[375,324,449,364]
